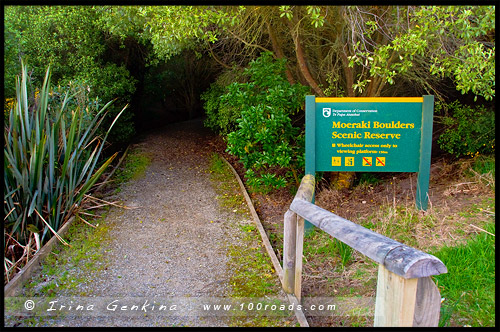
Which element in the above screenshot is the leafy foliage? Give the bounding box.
[201,66,249,135]
[74,64,136,144]
[4,6,137,145]
[4,63,126,247]
[227,104,304,192]
[218,52,310,192]
[202,81,230,133]
[436,101,495,157]
[129,6,242,61]
[347,6,495,100]
[203,52,308,133]
[5,5,496,196]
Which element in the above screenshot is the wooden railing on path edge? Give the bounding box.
[283,174,447,327]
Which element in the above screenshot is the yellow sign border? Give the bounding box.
[316,97,423,103]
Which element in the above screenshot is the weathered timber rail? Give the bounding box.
[283,174,447,327]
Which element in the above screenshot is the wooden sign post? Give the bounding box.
[305,95,434,211]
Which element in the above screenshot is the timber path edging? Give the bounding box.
[4,144,132,296]
[219,155,309,327]
[4,216,76,297]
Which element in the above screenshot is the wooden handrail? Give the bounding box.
[289,175,446,278]
[283,175,447,326]
[291,199,447,279]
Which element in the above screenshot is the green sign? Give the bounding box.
[305,96,434,210]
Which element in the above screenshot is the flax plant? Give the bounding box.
[4,62,127,269]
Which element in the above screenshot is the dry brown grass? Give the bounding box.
[251,157,495,327]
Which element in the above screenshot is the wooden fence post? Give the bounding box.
[374,265,442,327]
[283,209,297,294]
[374,264,419,327]
[413,276,442,326]
[286,174,445,326]
[294,216,305,302]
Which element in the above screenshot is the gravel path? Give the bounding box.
[7,119,288,327]
[82,119,238,326]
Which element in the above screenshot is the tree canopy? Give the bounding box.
[116,5,495,101]
[6,5,494,103]
[4,6,137,144]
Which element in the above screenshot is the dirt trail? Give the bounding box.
[7,119,283,327]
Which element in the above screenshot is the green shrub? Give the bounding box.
[202,81,230,133]
[437,100,495,157]
[64,63,136,145]
[227,104,305,193]
[201,66,247,134]
[206,52,309,192]
[44,80,102,126]
[4,7,137,146]
[4,63,126,247]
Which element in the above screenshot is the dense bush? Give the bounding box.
[74,64,136,144]
[204,52,310,192]
[437,100,495,158]
[4,6,137,146]
[202,81,231,134]
[227,104,305,192]
[201,66,247,134]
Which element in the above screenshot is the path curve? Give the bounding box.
[8,119,290,327]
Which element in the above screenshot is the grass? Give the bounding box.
[212,153,496,327]
[6,209,113,327]
[226,224,296,327]
[364,205,438,248]
[470,155,495,177]
[6,147,151,326]
[469,155,495,190]
[227,223,280,298]
[18,149,151,300]
[208,153,249,215]
[432,221,495,327]
[6,144,153,327]
[24,210,112,299]
[21,149,150,294]
[207,153,297,327]
[303,228,353,269]
[112,148,152,192]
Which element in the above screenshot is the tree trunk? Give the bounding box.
[267,21,296,85]
[340,48,355,97]
[287,17,325,97]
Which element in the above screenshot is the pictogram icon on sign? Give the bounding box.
[376,157,386,166]
[362,157,372,166]
[332,157,341,167]
[345,157,354,166]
